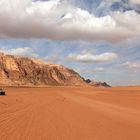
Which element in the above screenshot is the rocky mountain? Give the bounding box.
[0,52,86,86]
[0,52,111,87]
[85,79,111,87]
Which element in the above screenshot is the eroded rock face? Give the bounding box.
[85,79,111,87]
[90,82,111,87]
[0,53,86,86]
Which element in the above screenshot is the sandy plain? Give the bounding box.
[0,86,140,140]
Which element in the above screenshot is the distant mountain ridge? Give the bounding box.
[0,52,110,87]
[85,79,111,87]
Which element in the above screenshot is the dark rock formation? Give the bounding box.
[85,79,111,87]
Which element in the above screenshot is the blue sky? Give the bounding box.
[0,0,140,86]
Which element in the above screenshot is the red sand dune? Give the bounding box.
[0,86,140,140]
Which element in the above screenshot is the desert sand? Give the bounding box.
[0,86,140,140]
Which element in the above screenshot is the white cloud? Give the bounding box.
[77,67,105,75]
[121,61,140,72]
[1,47,31,55]
[0,47,39,57]
[92,67,105,73]
[129,0,140,5]
[68,52,118,63]
[0,0,140,42]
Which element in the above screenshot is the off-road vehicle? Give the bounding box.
[0,89,5,95]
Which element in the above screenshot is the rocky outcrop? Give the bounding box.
[0,52,86,86]
[0,52,111,87]
[85,79,111,87]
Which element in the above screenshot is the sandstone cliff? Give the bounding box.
[0,52,86,86]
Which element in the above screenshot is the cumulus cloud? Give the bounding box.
[92,67,105,73]
[121,61,140,72]
[77,67,105,75]
[0,47,39,57]
[0,0,140,42]
[129,0,140,5]
[68,52,118,63]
